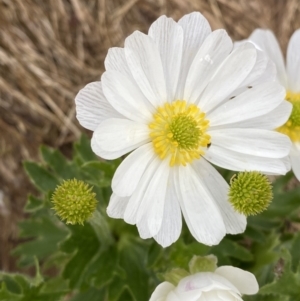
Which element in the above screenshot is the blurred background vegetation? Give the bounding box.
[0,0,300,274]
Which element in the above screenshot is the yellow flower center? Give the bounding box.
[149,100,211,166]
[277,92,300,142]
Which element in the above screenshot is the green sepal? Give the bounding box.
[163,268,190,286]
[189,254,218,274]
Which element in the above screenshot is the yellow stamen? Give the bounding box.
[277,91,300,142]
[149,100,210,166]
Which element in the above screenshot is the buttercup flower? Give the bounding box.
[242,29,300,180]
[150,266,259,301]
[75,12,291,247]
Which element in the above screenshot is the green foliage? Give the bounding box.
[6,136,300,300]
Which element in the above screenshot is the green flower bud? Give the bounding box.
[189,255,218,274]
[52,179,97,225]
[228,171,273,216]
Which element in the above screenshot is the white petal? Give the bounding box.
[176,164,226,245]
[207,81,286,127]
[204,144,290,175]
[209,128,291,158]
[91,139,135,160]
[141,159,170,236]
[125,31,167,107]
[137,211,152,239]
[199,43,257,113]
[149,282,175,301]
[102,70,154,123]
[124,156,161,224]
[104,47,133,78]
[291,143,300,181]
[154,170,182,247]
[112,143,155,197]
[184,29,233,104]
[176,12,211,99]
[192,159,246,234]
[250,57,277,86]
[176,272,239,294]
[75,81,122,131]
[249,29,287,87]
[287,29,300,92]
[148,16,183,102]
[91,119,149,159]
[215,266,259,295]
[107,193,129,219]
[210,100,292,130]
[227,48,271,98]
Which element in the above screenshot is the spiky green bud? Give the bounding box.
[228,171,273,216]
[52,179,97,225]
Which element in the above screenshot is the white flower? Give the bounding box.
[75,12,291,247]
[150,266,259,301]
[242,29,300,180]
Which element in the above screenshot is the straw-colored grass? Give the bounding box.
[0,0,299,271]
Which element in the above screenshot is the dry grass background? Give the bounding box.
[0,0,300,272]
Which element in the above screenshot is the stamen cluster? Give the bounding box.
[277,92,300,142]
[149,100,210,166]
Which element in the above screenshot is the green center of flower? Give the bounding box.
[289,102,300,127]
[52,179,97,225]
[277,91,300,142]
[169,114,201,149]
[228,171,273,216]
[149,100,211,166]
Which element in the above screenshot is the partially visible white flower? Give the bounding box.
[75,12,292,248]
[241,29,300,180]
[150,266,259,301]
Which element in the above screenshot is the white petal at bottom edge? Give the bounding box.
[154,170,182,247]
[106,193,129,219]
[176,165,226,245]
[124,156,161,225]
[91,118,150,159]
[149,282,175,301]
[192,158,246,234]
[291,143,300,181]
[204,144,290,175]
[137,159,170,236]
[112,143,156,197]
[215,266,259,295]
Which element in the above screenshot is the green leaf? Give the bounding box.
[73,135,97,163]
[40,145,79,179]
[23,161,60,192]
[60,224,101,289]
[107,276,128,301]
[252,233,280,273]
[211,238,253,265]
[118,235,150,301]
[259,249,300,300]
[70,287,106,301]
[13,215,68,267]
[291,233,300,272]
[85,246,118,288]
[169,239,210,269]
[24,195,44,213]
[0,266,66,301]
